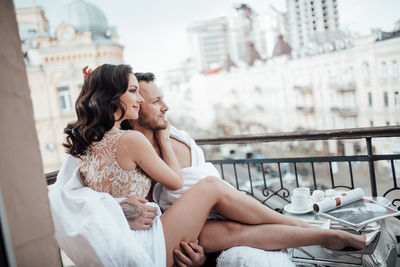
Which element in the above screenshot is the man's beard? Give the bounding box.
[138,110,168,131]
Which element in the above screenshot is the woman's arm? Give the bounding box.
[116,130,183,190]
[154,124,183,186]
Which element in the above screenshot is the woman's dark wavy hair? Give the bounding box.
[64,64,133,158]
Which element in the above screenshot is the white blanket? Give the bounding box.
[48,155,165,267]
[154,126,221,212]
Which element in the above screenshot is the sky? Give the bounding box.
[14,0,400,80]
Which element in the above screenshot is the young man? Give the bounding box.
[129,72,295,266]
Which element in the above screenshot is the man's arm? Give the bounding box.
[170,137,191,168]
[120,196,156,230]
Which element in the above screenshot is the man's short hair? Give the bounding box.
[134,72,155,83]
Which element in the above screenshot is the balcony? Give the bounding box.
[329,81,356,92]
[296,106,315,113]
[331,106,358,117]
[293,85,313,95]
[45,126,400,265]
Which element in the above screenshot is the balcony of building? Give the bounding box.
[296,105,315,113]
[293,84,313,95]
[329,80,357,92]
[331,106,359,117]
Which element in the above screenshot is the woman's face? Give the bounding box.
[118,73,144,121]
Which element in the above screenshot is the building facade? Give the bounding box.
[163,30,400,157]
[16,0,124,172]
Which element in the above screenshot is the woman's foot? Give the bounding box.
[322,230,366,251]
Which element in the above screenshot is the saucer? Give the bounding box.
[284,203,313,214]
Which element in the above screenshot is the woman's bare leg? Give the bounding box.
[199,220,365,253]
[161,177,365,267]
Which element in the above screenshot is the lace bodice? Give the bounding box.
[79,128,151,198]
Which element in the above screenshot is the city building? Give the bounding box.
[16,0,124,172]
[187,16,233,72]
[187,4,288,72]
[163,28,400,157]
[286,0,343,57]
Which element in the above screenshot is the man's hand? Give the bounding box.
[120,196,156,230]
[174,241,206,267]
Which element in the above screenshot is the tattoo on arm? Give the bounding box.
[120,201,143,222]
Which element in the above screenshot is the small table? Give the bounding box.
[283,197,398,266]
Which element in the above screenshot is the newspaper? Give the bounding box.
[313,188,400,230]
[313,188,364,213]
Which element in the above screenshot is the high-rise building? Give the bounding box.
[287,0,341,55]
[187,4,289,72]
[187,16,232,72]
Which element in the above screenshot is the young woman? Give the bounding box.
[64,64,366,267]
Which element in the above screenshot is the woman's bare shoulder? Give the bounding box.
[118,130,148,147]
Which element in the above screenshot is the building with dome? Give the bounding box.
[16,0,124,172]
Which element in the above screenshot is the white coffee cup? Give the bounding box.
[293,187,310,198]
[325,189,338,197]
[312,190,325,202]
[291,194,309,211]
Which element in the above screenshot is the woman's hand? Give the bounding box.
[120,196,156,230]
[155,122,171,144]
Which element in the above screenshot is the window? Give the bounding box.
[383,91,389,107]
[368,92,372,107]
[363,62,370,83]
[392,61,399,78]
[381,62,387,79]
[57,87,72,113]
[349,67,354,82]
[394,91,399,107]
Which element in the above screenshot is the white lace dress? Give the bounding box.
[79,128,166,266]
[79,128,151,198]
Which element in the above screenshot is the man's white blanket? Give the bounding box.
[153,126,221,213]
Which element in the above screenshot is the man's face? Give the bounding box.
[138,81,169,130]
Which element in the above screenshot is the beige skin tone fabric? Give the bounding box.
[115,80,365,267]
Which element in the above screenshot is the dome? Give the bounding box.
[57,0,108,39]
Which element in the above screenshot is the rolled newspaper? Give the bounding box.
[313,188,364,213]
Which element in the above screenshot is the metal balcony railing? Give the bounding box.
[293,85,313,94]
[196,126,400,211]
[328,81,356,92]
[45,126,400,212]
[330,106,359,117]
[296,106,315,113]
